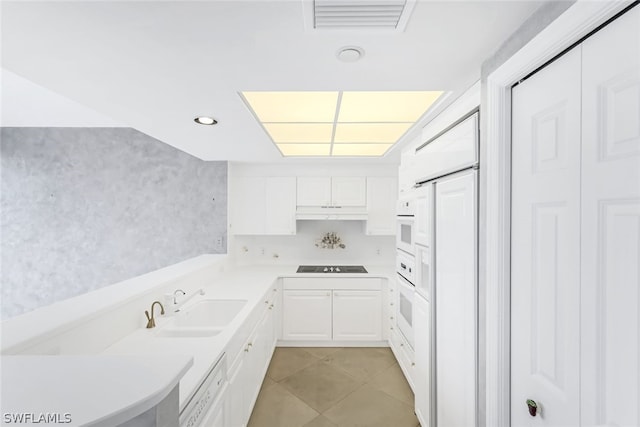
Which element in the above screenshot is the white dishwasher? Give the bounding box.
[179,354,227,427]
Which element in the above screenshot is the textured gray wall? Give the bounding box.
[1,127,227,319]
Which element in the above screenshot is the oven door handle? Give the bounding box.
[396,273,415,289]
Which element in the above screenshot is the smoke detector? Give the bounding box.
[336,46,365,62]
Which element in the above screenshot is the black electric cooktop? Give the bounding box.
[296,265,368,274]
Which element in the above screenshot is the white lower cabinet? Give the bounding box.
[413,294,431,427]
[282,290,332,341]
[281,279,383,343]
[224,284,279,427]
[333,290,382,341]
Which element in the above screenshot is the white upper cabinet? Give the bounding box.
[331,177,366,206]
[414,112,479,183]
[265,177,296,235]
[296,177,331,206]
[366,176,398,235]
[232,176,296,235]
[232,176,266,235]
[297,176,366,207]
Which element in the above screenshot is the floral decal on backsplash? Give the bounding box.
[315,232,346,249]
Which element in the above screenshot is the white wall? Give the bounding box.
[233,220,395,266]
[228,162,397,266]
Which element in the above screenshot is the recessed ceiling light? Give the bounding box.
[194,116,218,125]
[336,46,364,62]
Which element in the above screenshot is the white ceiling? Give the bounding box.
[1,0,546,163]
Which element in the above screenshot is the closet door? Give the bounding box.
[580,6,640,426]
[511,47,582,426]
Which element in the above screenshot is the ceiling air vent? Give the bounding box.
[308,0,416,32]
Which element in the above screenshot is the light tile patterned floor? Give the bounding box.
[247,347,420,427]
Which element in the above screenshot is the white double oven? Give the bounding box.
[395,194,432,349]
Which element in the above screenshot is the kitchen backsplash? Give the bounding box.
[0,127,227,319]
[232,220,395,266]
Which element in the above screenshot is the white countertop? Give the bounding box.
[103,264,394,410]
[1,263,394,425]
[0,354,193,427]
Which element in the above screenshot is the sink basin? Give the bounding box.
[156,328,222,338]
[172,299,248,328]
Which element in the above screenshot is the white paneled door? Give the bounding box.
[435,169,477,427]
[580,7,640,427]
[511,46,582,426]
[511,5,640,426]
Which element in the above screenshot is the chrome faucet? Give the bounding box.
[145,301,165,329]
[173,289,186,304]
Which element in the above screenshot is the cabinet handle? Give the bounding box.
[527,400,538,417]
[265,300,269,304]
[244,348,249,352]
[269,305,273,310]
[273,288,277,292]
[248,342,253,347]
[390,316,394,320]
[411,362,415,367]
[400,343,404,347]
[390,302,394,306]
[390,327,394,330]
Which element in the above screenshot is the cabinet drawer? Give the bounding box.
[283,278,381,290]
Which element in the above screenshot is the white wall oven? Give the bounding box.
[396,197,416,255]
[396,250,416,348]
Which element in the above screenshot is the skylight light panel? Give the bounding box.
[242,91,338,123]
[332,144,392,156]
[338,91,443,122]
[334,123,412,143]
[277,144,331,156]
[263,123,334,143]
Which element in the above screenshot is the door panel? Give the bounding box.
[332,177,366,206]
[282,290,332,340]
[435,170,477,427]
[511,46,581,426]
[581,6,640,426]
[332,290,382,341]
[265,177,296,235]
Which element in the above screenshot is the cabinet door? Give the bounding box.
[435,170,477,427]
[332,177,366,206]
[244,309,270,416]
[366,176,397,235]
[413,294,431,427]
[231,177,266,235]
[414,183,433,247]
[297,177,331,206]
[282,290,332,340]
[265,177,296,235]
[332,290,382,341]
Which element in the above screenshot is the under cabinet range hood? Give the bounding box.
[295,206,368,220]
